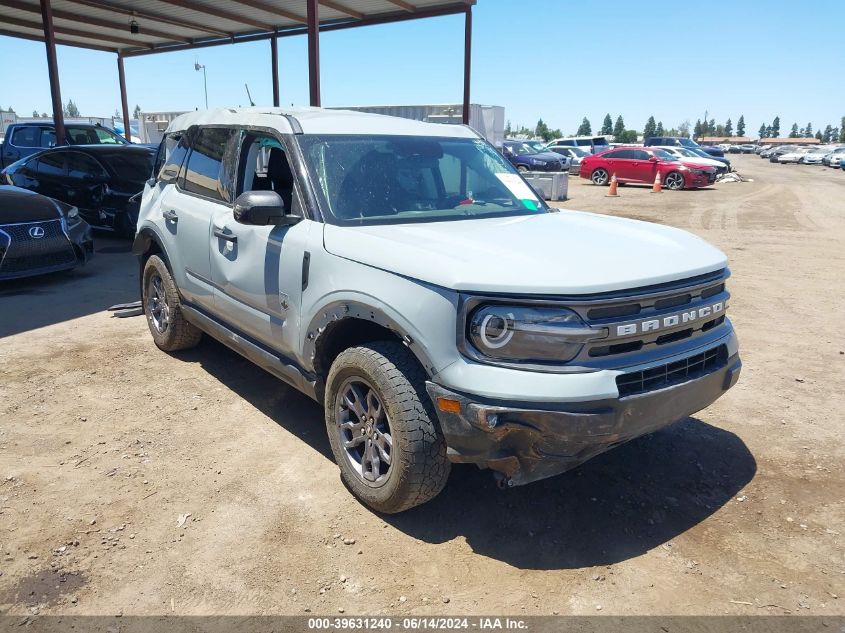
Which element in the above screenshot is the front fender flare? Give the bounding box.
[304,300,438,380]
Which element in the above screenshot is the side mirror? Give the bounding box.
[649,156,659,162]
[233,190,300,226]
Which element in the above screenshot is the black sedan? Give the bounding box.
[0,185,93,281]
[1,145,154,237]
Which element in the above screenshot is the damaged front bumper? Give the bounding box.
[426,351,741,487]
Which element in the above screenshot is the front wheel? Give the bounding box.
[590,168,609,185]
[664,171,685,190]
[516,165,529,173]
[324,342,450,513]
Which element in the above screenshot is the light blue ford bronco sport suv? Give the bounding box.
[133,108,741,513]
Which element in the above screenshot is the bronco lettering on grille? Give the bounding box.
[616,301,725,337]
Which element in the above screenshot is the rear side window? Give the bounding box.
[67,152,107,179]
[36,153,66,176]
[604,150,631,159]
[182,127,239,202]
[631,150,650,160]
[11,127,40,148]
[158,133,190,184]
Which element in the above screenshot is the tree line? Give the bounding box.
[508,113,845,144]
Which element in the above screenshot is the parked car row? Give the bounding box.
[758,144,845,165]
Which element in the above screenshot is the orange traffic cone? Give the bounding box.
[651,171,663,194]
[606,173,619,197]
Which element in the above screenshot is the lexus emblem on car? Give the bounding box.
[28,226,45,239]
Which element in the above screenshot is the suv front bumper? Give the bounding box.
[426,349,741,487]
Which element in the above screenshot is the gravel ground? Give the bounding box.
[0,155,843,616]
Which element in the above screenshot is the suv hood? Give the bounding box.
[323,211,727,294]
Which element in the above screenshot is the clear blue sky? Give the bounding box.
[1,0,843,136]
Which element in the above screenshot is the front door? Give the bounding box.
[209,132,312,357]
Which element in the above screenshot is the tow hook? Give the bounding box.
[493,472,513,490]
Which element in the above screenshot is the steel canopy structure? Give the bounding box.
[0,0,475,143]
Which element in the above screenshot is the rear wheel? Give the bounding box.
[591,168,609,185]
[142,255,202,352]
[664,171,685,190]
[324,341,450,513]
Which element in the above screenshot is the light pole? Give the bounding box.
[194,60,208,109]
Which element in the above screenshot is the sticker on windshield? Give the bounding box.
[496,173,540,208]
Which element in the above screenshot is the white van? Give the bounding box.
[548,136,610,154]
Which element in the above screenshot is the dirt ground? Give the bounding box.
[1,155,843,617]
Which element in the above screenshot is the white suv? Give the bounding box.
[133,108,741,512]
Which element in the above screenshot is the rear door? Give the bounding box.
[209,130,312,355]
[602,149,633,180]
[33,152,68,201]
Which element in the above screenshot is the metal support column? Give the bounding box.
[39,0,65,144]
[271,34,280,107]
[306,0,320,107]
[462,5,472,125]
[117,54,131,142]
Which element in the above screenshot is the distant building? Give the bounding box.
[698,136,754,146]
[757,137,820,145]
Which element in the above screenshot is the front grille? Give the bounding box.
[616,345,727,398]
[570,271,730,364]
[0,220,76,274]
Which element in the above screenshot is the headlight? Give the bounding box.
[467,305,602,364]
[530,158,545,165]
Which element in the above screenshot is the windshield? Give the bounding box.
[568,147,590,157]
[66,126,128,145]
[677,138,699,148]
[676,148,699,157]
[524,141,547,152]
[298,135,548,226]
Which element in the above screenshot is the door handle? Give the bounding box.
[213,227,237,243]
[162,209,178,222]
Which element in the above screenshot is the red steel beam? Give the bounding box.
[1,14,153,49]
[307,0,321,106]
[320,0,363,19]
[117,54,131,142]
[152,0,274,32]
[462,5,472,125]
[227,0,305,24]
[2,0,191,43]
[39,0,65,144]
[64,0,233,38]
[0,27,116,52]
[271,35,280,107]
[121,3,469,58]
[383,0,417,11]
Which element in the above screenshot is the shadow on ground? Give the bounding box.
[385,416,755,570]
[176,339,755,571]
[0,235,137,337]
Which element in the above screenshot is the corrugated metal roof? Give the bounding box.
[0,0,472,55]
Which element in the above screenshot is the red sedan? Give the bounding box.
[579,147,716,190]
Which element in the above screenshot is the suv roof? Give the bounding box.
[167,107,480,139]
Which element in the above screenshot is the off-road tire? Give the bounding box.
[324,341,450,513]
[141,254,202,352]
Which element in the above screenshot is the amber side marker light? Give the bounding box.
[437,397,462,414]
